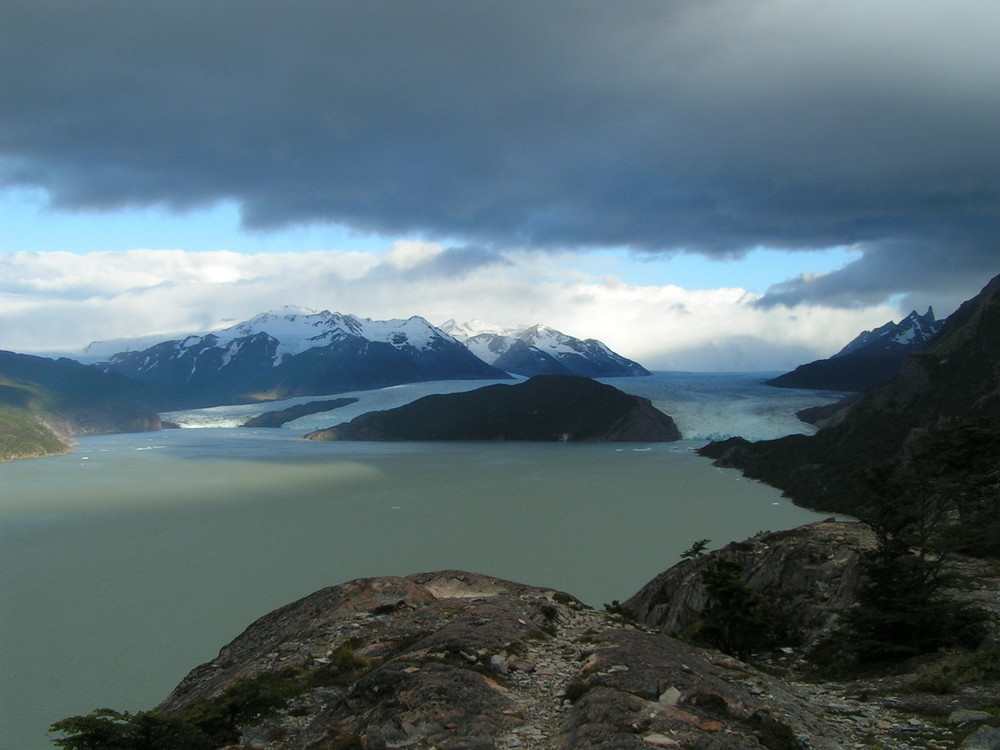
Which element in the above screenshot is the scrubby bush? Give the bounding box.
[49,656,368,750]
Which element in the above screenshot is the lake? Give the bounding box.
[1,373,842,749]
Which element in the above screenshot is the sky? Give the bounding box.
[2,0,998,370]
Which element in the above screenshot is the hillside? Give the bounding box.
[700,274,1000,517]
[304,375,680,442]
[0,406,72,461]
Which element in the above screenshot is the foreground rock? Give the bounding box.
[304,375,681,442]
[61,524,1000,749]
[160,571,851,749]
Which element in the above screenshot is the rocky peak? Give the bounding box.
[833,306,942,359]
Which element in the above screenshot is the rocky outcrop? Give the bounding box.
[158,570,856,750]
[63,525,1000,750]
[304,375,681,443]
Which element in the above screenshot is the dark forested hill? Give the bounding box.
[701,274,1000,517]
[304,375,680,442]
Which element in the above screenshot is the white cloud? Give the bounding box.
[0,247,897,370]
[384,240,445,270]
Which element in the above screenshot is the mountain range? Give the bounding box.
[767,307,943,392]
[93,309,509,409]
[91,309,648,409]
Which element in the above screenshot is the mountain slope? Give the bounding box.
[0,406,72,461]
[304,374,680,442]
[444,320,649,378]
[701,275,1000,515]
[0,350,162,459]
[767,308,943,392]
[96,308,510,409]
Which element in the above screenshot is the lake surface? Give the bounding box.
[1,373,842,749]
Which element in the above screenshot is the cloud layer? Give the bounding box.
[0,247,897,371]
[3,1,998,310]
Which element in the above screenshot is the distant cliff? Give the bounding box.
[304,375,681,442]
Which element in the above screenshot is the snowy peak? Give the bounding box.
[453,321,649,378]
[833,307,943,358]
[439,319,523,341]
[769,307,945,392]
[211,310,454,362]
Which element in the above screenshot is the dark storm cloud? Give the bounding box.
[3,0,999,306]
[756,239,1000,314]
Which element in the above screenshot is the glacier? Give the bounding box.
[162,371,845,441]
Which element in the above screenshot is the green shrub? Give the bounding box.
[681,538,711,559]
[50,668,312,749]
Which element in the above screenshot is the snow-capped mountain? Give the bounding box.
[439,319,523,340]
[768,308,944,392]
[831,307,943,358]
[442,320,649,378]
[95,308,510,409]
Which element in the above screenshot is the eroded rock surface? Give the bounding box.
[623,520,873,650]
